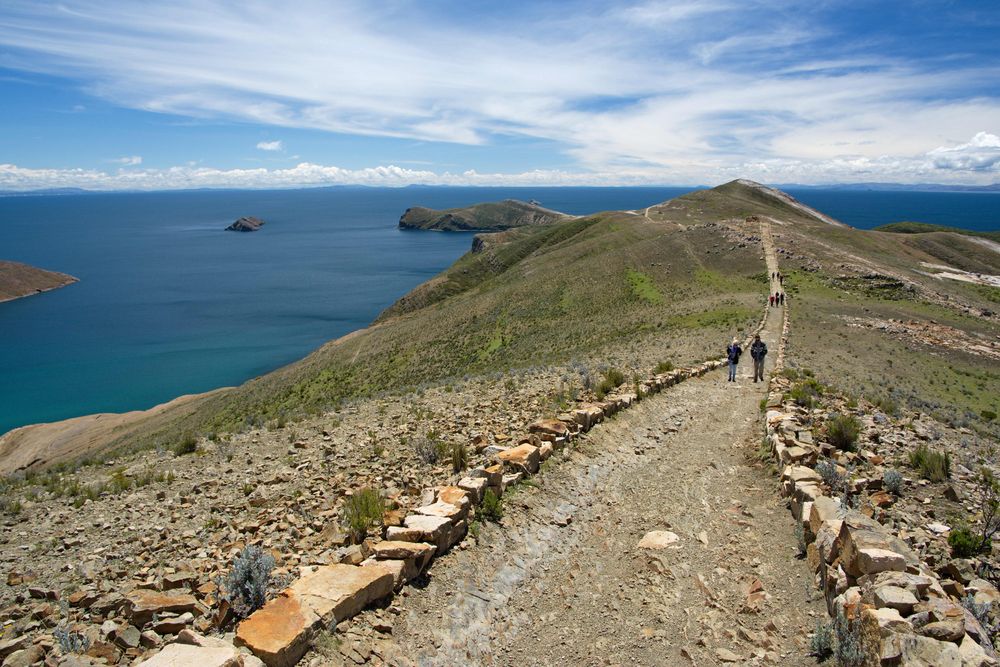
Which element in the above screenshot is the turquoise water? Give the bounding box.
[1,186,997,435]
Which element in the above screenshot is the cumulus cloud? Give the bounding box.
[113,155,142,166]
[255,140,283,151]
[927,132,1000,172]
[1,133,997,191]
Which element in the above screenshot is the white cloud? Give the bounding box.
[255,140,283,151]
[0,1,997,185]
[1,132,998,191]
[113,155,142,165]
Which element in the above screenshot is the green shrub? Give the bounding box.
[594,368,625,399]
[342,488,385,543]
[826,414,861,451]
[109,469,132,494]
[908,444,950,481]
[172,433,198,457]
[653,360,674,374]
[787,378,823,408]
[874,395,899,416]
[982,410,997,422]
[948,526,981,558]
[479,489,503,522]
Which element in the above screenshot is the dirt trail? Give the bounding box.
[370,223,822,666]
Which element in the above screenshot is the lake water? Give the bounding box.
[1,186,997,434]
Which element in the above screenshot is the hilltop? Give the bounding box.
[398,199,569,231]
[0,260,78,303]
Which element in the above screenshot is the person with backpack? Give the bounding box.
[750,334,768,383]
[726,337,742,382]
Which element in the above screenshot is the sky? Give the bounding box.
[0,0,999,190]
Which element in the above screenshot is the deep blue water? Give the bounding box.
[1,186,997,435]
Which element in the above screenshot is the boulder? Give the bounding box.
[496,444,540,474]
[414,501,465,522]
[528,419,570,441]
[809,496,842,537]
[437,487,471,514]
[865,606,914,637]
[371,541,435,561]
[236,564,393,667]
[873,585,918,614]
[135,643,243,667]
[457,477,487,504]
[882,634,962,666]
[125,590,198,626]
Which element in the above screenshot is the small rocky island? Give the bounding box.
[0,261,78,303]
[399,199,568,232]
[225,216,266,232]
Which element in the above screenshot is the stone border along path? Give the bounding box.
[762,226,998,664]
[135,219,780,667]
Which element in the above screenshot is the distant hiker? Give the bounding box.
[780,292,785,305]
[726,337,742,382]
[769,294,775,306]
[750,334,768,383]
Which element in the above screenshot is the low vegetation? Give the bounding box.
[342,488,385,543]
[222,544,276,619]
[908,444,951,482]
[479,488,503,522]
[826,413,861,451]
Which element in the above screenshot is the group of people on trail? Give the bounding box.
[726,334,768,383]
[771,271,784,285]
[769,292,785,307]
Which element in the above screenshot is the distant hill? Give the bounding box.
[777,182,1000,193]
[873,221,1000,242]
[399,199,570,231]
[0,261,78,303]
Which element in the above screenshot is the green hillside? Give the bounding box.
[873,221,1000,242]
[398,199,568,231]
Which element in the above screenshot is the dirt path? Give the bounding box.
[356,223,822,667]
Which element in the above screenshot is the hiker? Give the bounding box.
[769,294,774,306]
[726,337,742,382]
[780,292,785,305]
[750,334,768,383]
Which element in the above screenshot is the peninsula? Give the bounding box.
[0,260,78,303]
[398,198,568,231]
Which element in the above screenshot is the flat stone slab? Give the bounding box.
[125,589,198,626]
[236,564,393,667]
[637,531,680,549]
[372,541,436,561]
[135,643,243,667]
[496,443,540,474]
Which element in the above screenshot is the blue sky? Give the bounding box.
[0,0,998,189]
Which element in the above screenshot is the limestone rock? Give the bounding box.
[637,531,679,550]
[496,443,540,474]
[135,643,244,667]
[125,590,198,626]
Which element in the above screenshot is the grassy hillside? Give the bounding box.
[873,221,1000,243]
[399,199,568,231]
[6,179,999,470]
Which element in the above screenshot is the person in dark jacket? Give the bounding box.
[726,337,742,382]
[750,334,768,382]
[780,292,785,305]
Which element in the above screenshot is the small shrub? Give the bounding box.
[983,410,997,422]
[479,489,503,522]
[469,519,481,540]
[653,360,674,374]
[949,526,982,558]
[172,433,198,457]
[826,414,861,451]
[451,442,468,473]
[809,621,834,661]
[222,544,276,618]
[54,626,91,655]
[414,432,444,464]
[109,468,132,494]
[794,523,807,558]
[787,378,823,408]
[973,467,1000,553]
[883,470,903,495]
[816,460,844,492]
[342,487,385,543]
[833,608,868,667]
[909,444,950,482]
[874,395,899,417]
